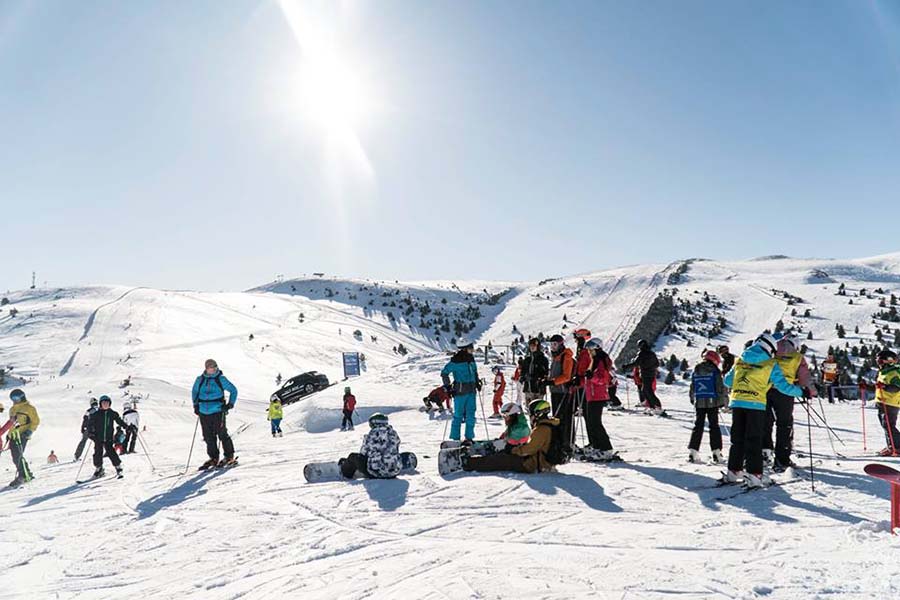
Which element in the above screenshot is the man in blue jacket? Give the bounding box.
[192,358,239,469]
[441,341,482,444]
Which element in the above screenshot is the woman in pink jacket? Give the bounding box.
[582,339,619,461]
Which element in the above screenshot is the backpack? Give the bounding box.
[543,422,570,466]
[692,371,718,400]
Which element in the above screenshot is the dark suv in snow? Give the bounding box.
[272,371,331,405]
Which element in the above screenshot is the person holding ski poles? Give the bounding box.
[764,334,816,471]
[441,340,481,444]
[6,389,39,487]
[192,358,238,470]
[874,349,900,457]
[520,338,549,403]
[88,395,127,479]
[688,350,728,464]
[623,339,665,416]
[122,401,140,454]
[546,334,575,454]
[75,397,99,461]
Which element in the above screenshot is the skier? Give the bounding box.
[512,359,525,405]
[520,338,549,403]
[339,413,402,479]
[47,450,59,465]
[122,401,140,454]
[441,340,481,444]
[75,397,99,461]
[276,373,282,387]
[268,397,284,437]
[607,376,623,410]
[717,345,736,376]
[688,350,728,464]
[88,395,127,479]
[6,389,39,487]
[822,353,838,403]
[763,335,815,471]
[490,367,506,418]
[721,334,804,488]
[422,385,452,412]
[463,399,560,474]
[572,329,593,387]
[874,349,900,456]
[341,387,356,431]
[582,339,618,460]
[191,358,239,469]
[546,334,575,453]
[623,340,665,416]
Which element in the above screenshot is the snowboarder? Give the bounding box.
[191,358,238,469]
[441,340,481,443]
[341,387,356,431]
[490,367,506,418]
[582,339,618,460]
[622,340,664,415]
[422,385,452,412]
[47,450,59,465]
[75,398,99,461]
[763,335,815,471]
[721,334,804,488]
[688,350,728,464]
[268,397,283,437]
[463,399,560,474]
[88,395,127,479]
[339,413,402,479]
[497,401,531,447]
[520,338,549,403]
[547,334,575,453]
[122,401,140,454]
[6,389,39,487]
[874,349,900,456]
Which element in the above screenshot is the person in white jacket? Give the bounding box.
[122,401,140,454]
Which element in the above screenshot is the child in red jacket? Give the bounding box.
[341,387,357,431]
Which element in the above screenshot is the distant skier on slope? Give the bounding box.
[268,396,283,437]
[721,334,804,488]
[622,340,665,416]
[191,358,238,470]
[122,401,140,454]
[339,413,402,479]
[688,350,728,464]
[6,389,39,487]
[441,340,481,444]
[341,387,356,431]
[74,397,99,461]
[490,367,506,418]
[88,395,127,479]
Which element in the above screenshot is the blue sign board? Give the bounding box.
[343,352,361,378]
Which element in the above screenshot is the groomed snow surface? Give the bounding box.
[3,256,900,599]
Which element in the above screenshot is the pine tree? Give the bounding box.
[807,331,813,340]
[837,324,846,339]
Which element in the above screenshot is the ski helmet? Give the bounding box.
[877,349,898,366]
[99,395,112,407]
[123,401,132,410]
[491,366,501,374]
[573,328,592,341]
[90,397,99,408]
[528,398,552,420]
[549,334,564,344]
[368,412,389,428]
[344,387,351,394]
[755,333,778,357]
[717,345,730,354]
[637,339,649,350]
[585,339,603,351]
[704,350,721,367]
[500,402,522,417]
[781,334,801,353]
[456,339,474,350]
[9,389,25,403]
[527,337,540,347]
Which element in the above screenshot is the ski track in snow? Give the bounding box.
[4,259,900,598]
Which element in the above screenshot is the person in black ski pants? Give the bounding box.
[88,395,127,478]
[622,339,663,413]
[191,358,239,469]
[521,338,549,403]
[75,398,99,461]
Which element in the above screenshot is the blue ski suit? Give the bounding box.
[441,350,480,441]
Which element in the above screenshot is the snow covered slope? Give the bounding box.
[3,256,900,599]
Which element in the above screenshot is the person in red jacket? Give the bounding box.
[341,387,357,431]
[583,339,618,460]
[573,329,593,388]
[423,385,452,412]
[490,367,506,417]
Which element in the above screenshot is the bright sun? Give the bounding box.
[301,51,366,132]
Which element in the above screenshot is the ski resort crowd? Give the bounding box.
[6,326,900,492]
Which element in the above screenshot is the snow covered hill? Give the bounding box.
[3,255,900,599]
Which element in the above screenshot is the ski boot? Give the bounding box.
[877,447,898,457]
[653,408,669,418]
[8,476,24,488]
[718,470,743,485]
[198,459,217,471]
[115,465,124,479]
[744,472,772,489]
[220,456,238,468]
[93,467,105,479]
[688,449,702,464]
[278,431,284,437]
[711,449,725,464]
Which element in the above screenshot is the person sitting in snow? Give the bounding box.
[339,413,402,479]
[497,402,530,447]
[463,399,559,474]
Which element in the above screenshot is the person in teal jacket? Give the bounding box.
[441,341,481,443]
[191,358,239,469]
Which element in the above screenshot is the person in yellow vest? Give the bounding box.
[721,333,804,488]
[763,335,816,472]
[267,397,284,438]
[822,354,838,403]
[874,349,900,457]
[6,389,40,488]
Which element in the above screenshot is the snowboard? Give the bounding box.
[304,452,418,483]
[438,447,467,476]
[440,439,503,455]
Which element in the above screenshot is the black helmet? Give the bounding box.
[9,389,25,403]
[877,349,898,365]
[528,399,552,420]
[637,339,649,350]
[99,395,112,406]
[549,334,564,344]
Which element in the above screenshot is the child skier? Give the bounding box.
[874,349,900,456]
[122,401,140,454]
[268,397,284,437]
[339,413,402,479]
[6,389,39,487]
[582,339,618,460]
[88,395,128,479]
[341,387,356,431]
[75,398,99,461]
[490,367,506,418]
[722,334,804,488]
[688,350,728,464]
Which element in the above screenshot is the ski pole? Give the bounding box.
[11,432,32,483]
[804,399,815,492]
[860,385,867,453]
[477,385,490,440]
[184,416,199,473]
[75,439,92,482]
[136,432,156,471]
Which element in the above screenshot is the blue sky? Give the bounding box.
[2,0,899,291]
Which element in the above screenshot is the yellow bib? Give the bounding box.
[776,353,802,385]
[729,358,774,408]
[876,366,900,408]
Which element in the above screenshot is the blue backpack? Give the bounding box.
[692,371,718,400]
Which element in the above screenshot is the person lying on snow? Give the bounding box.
[422,385,452,412]
[340,413,402,479]
[463,399,559,474]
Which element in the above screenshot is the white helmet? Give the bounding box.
[585,339,603,351]
[500,402,522,417]
[123,401,132,410]
[755,333,778,357]
[782,334,801,353]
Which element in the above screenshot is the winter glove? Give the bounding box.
[476,379,483,392]
[802,388,812,400]
[193,405,200,416]
[226,404,234,413]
